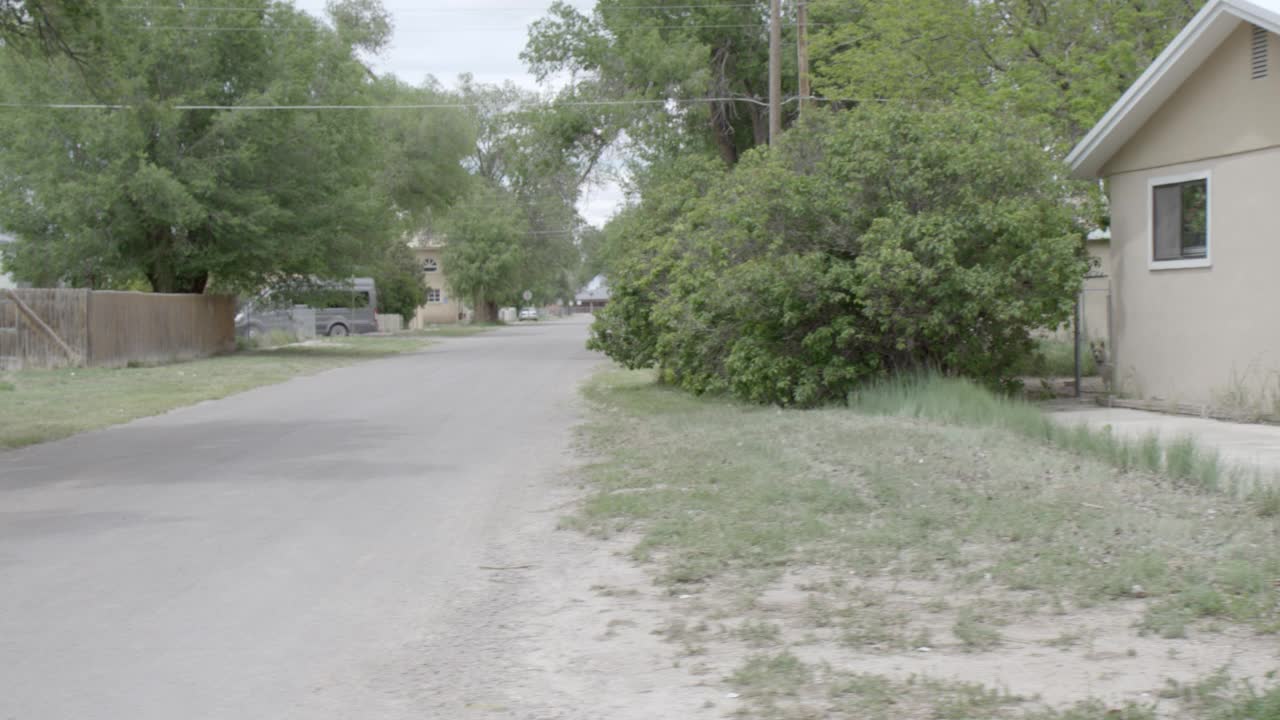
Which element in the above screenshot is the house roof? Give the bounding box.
[576,275,610,302]
[1067,0,1280,178]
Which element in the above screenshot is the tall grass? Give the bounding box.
[851,374,1224,491]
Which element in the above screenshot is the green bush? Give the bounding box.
[590,106,1086,405]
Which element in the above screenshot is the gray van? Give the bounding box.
[313,277,378,336]
[235,300,311,339]
[236,278,378,338]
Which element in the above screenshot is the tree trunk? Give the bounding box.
[144,228,209,293]
[472,295,500,323]
[710,100,739,166]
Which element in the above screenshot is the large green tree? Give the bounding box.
[0,0,106,59]
[523,0,789,166]
[808,0,1205,152]
[447,77,604,308]
[440,182,528,322]
[0,0,467,293]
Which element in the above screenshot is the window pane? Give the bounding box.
[1153,184,1183,261]
[1180,180,1207,257]
[1153,179,1208,262]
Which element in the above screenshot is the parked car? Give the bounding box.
[519,307,539,322]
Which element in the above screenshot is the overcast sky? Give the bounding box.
[290,0,624,227]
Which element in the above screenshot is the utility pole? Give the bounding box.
[769,0,782,143]
[797,0,810,115]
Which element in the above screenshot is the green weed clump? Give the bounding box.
[852,373,1225,490]
[1249,484,1280,518]
[729,652,811,698]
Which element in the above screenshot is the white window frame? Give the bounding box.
[1148,169,1212,271]
[426,287,442,304]
[422,257,439,273]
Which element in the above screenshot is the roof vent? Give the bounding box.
[1252,25,1269,79]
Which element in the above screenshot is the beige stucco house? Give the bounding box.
[407,235,466,327]
[1068,0,1280,410]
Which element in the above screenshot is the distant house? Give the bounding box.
[0,233,17,290]
[574,275,610,314]
[1067,0,1280,407]
[407,234,466,326]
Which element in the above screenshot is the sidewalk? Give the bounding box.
[1048,402,1280,474]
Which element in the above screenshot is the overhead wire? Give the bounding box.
[129,23,823,32]
[0,95,861,110]
[112,2,763,11]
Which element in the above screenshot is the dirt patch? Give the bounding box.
[391,478,738,719]
[537,560,1278,718]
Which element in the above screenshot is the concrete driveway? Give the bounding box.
[1050,402,1280,475]
[0,317,602,719]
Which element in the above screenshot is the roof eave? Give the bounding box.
[1066,0,1279,179]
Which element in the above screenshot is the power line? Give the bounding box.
[0,95,824,111]
[133,22,819,32]
[114,3,763,10]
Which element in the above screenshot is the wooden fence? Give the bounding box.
[0,289,235,370]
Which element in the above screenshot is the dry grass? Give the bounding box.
[0,335,431,449]
[573,368,1280,718]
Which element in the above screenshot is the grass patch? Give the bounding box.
[408,324,499,338]
[852,373,1225,491]
[738,658,1022,719]
[953,606,1003,651]
[235,328,299,351]
[730,651,812,699]
[575,368,1280,639]
[1253,485,1280,518]
[735,620,784,648]
[0,335,430,449]
[1023,701,1157,719]
[1160,672,1280,720]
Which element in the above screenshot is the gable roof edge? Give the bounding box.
[1067,0,1280,178]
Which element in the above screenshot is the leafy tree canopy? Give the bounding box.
[440,181,529,321]
[523,0,788,166]
[0,0,471,293]
[808,0,1204,153]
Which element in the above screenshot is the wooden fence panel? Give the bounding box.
[0,290,234,370]
[0,289,89,370]
[86,292,235,368]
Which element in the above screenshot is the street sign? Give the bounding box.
[522,290,532,301]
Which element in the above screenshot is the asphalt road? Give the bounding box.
[0,316,601,719]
